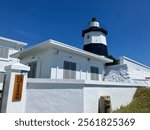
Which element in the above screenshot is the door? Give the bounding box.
[28,61,37,78]
[98,96,112,113]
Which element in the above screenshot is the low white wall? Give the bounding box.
[84,87,137,113]
[25,79,139,113]
[26,79,84,113]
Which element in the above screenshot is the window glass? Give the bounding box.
[90,66,99,80]
[63,61,76,79]
[87,35,90,39]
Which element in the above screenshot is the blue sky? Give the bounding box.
[0,0,150,66]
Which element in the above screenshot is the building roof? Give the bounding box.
[0,37,27,46]
[11,39,113,63]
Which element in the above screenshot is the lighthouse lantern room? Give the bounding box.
[82,17,108,56]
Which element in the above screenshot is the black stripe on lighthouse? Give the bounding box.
[83,43,108,57]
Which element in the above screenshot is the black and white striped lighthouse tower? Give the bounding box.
[82,17,108,56]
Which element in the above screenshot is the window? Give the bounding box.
[0,47,9,58]
[0,72,5,83]
[87,35,90,39]
[90,66,99,80]
[28,61,37,78]
[63,61,76,79]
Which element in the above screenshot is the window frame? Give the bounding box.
[63,61,76,79]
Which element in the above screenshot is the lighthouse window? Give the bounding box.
[90,66,99,80]
[63,61,76,79]
[87,35,90,39]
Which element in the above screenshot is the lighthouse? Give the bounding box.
[82,17,108,56]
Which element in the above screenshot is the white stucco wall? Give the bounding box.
[25,81,83,113]
[120,56,150,79]
[0,39,22,72]
[20,49,53,78]
[1,63,30,113]
[25,79,139,113]
[84,87,137,113]
[105,64,131,83]
[50,49,104,80]
[0,48,19,90]
[20,48,105,81]
[0,49,19,72]
[105,64,150,86]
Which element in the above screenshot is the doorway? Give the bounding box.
[28,61,37,78]
[98,96,112,113]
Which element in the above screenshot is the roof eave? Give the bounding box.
[11,39,113,63]
[0,37,27,46]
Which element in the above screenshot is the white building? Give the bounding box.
[0,37,27,91]
[12,39,112,80]
[12,18,112,81]
[0,18,150,113]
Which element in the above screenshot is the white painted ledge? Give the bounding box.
[27,78,150,88]
[27,78,84,84]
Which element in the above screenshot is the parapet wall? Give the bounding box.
[120,56,150,79]
[105,56,150,86]
[26,78,139,113]
[105,64,131,83]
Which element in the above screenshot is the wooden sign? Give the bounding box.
[12,74,24,102]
